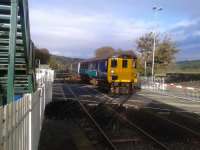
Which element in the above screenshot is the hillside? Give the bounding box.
[49,55,200,72]
[49,55,83,70]
[176,60,200,72]
[51,55,83,64]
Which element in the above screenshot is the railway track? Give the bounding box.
[64,84,117,150]
[63,84,170,150]
[45,80,116,150]
[96,88,200,147]
[62,82,200,150]
[48,72,200,150]
[122,94,200,140]
[83,84,200,134]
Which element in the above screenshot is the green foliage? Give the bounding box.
[136,57,145,75]
[34,47,50,64]
[175,60,200,73]
[95,47,137,58]
[136,33,179,75]
[95,46,115,58]
[137,32,159,53]
[115,48,123,55]
[48,57,59,70]
[49,55,83,70]
[115,49,137,57]
[155,37,178,64]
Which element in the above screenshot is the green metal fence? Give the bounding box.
[0,0,35,105]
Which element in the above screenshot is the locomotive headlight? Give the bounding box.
[111,70,115,74]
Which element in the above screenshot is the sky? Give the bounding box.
[29,0,200,61]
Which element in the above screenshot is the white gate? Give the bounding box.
[141,77,200,101]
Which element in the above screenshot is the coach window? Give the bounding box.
[89,64,93,70]
[111,59,117,68]
[122,59,128,68]
[105,61,108,71]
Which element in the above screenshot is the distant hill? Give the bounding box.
[50,55,200,72]
[177,60,200,69]
[51,55,83,64]
[49,55,83,70]
[176,60,200,70]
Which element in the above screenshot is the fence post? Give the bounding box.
[162,78,165,95]
[0,106,3,150]
[28,94,32,150]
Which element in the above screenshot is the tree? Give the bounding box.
[49,57,59,70]
[156,36,178,64]
[136,32,159,64]
[136,33,156,75]
[136,33,178,75]
[137,32,160,54]
[155,36,179,72]
[136,57,145,74]
[95,46,115,58]
[115,49,136,58]
[115,48,123,55]
[34,47,50,64]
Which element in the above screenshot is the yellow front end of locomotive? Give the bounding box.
[107,57,137,84]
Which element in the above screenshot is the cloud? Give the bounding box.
[112,20,154,39]
[173,19,198,28]
[29,0,200,60]
[168,18,200,60]
[30,9,106,57]
[29,8,156,58]
[193,30,200,36]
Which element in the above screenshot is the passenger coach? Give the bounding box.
[78,54,138,94]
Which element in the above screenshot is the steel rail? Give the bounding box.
[65,84,118,150]
[62,82,199,149]
[79,83,198,115]
[144,109,200,139]
[85,86,131,106]
[102,105,170,150]
[81,85,114,103]
[118,100,200,146]
[133,93,200,138]
[84,86,169,150]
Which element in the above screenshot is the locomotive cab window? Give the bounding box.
[122,59,128,68]
[111,59,117,68]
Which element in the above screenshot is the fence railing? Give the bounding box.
[0,69,54,150]
[141,77,200,101]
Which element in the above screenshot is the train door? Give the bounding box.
[120,58,132,82]
[107,58,120,83]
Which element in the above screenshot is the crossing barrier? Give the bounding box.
[141,77,200,101]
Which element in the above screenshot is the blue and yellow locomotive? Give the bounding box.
[78,54,138,94]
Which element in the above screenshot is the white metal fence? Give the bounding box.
[0,69,54,150]
[141,77,200,101]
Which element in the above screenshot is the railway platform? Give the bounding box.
[136,90,200,114]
